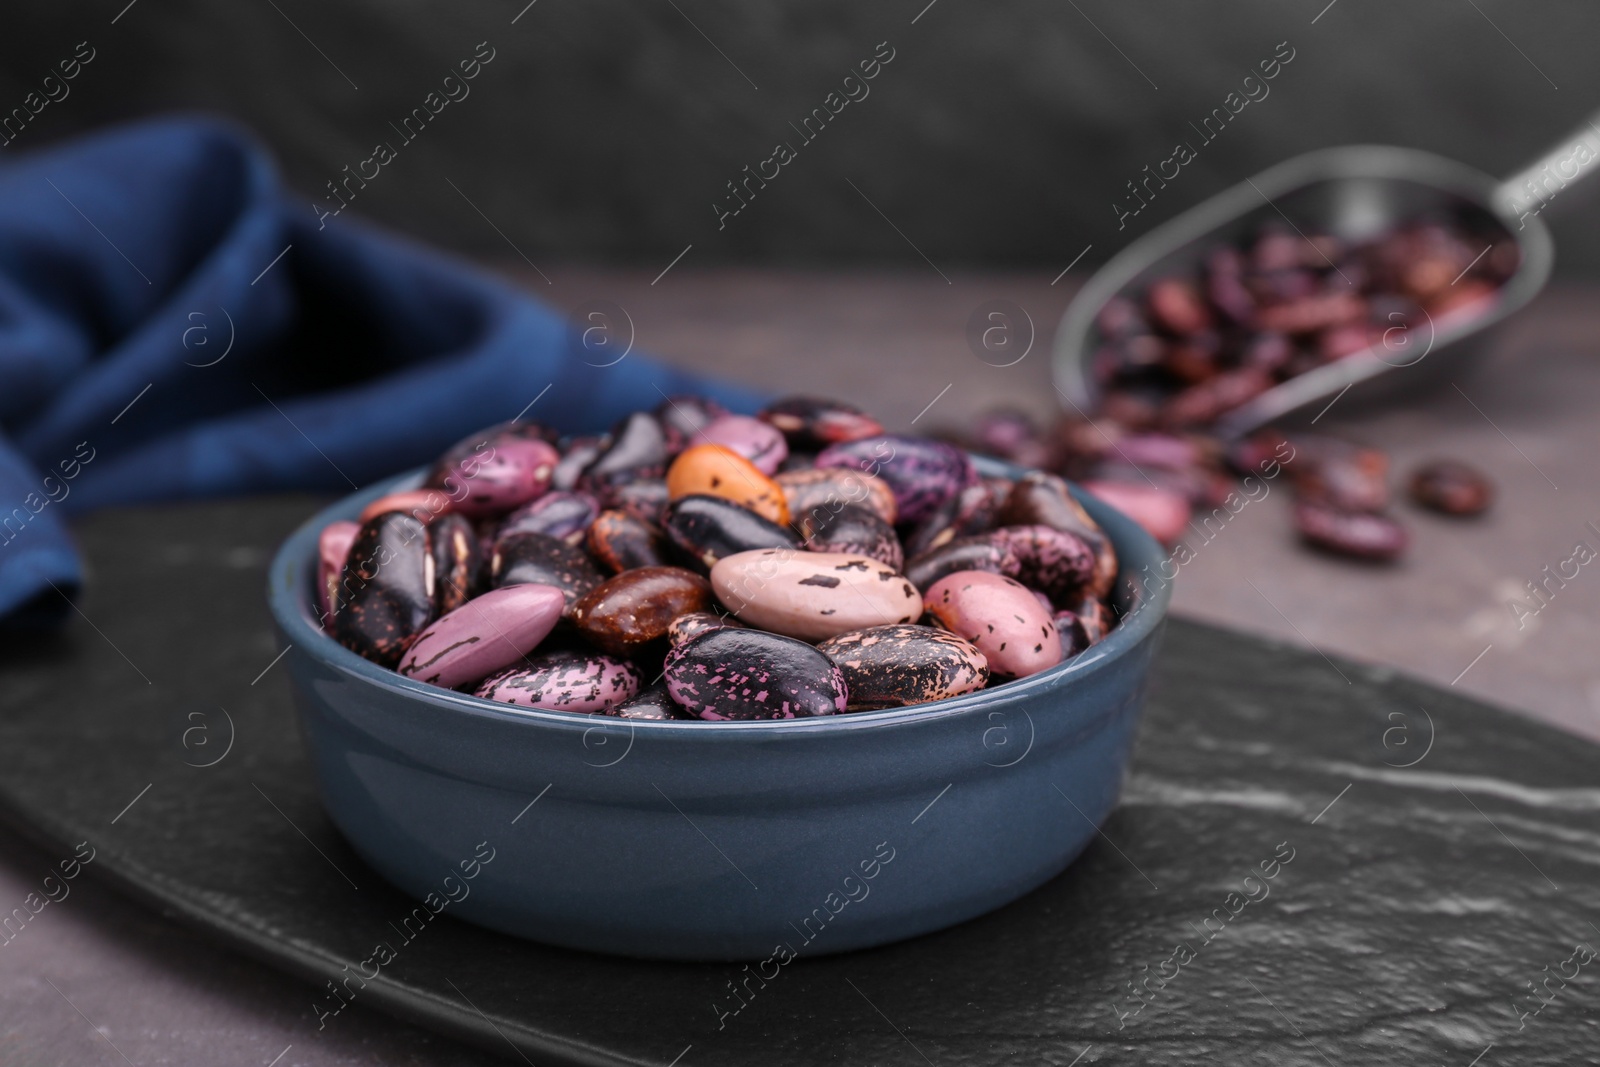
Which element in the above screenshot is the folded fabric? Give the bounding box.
[0,116,763,626]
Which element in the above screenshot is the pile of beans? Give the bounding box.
[958,414,1494,562]
[1090,213,1517,430]
[317,397,1121,720]
[958,214,1507,560]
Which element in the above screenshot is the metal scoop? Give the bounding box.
[1052,115,1600,439]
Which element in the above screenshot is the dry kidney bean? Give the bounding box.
[654,394,727,441]
[923,570,1062,681]
[578,412,675,504]
[1291,438,1390,513]
[489,530,603,613]
[399,585,563,690]
[551,436,606,492]
[498,491,600,548]
[428,513,482,613]
[699,414,788,475]
[666,610,742,648]
[814,435,973,527]
[903,480,995,560]
[661,494,798,574]
[571,566,714,657]
[758,397,883,451]
[666,444,790,525]
[612,479,670,525]
[988,525,1098,606]
[708,549,921,643]
[475,649,641,713]
[333,512,434,668]
[426,431,557,518]
[586,509,669,573]
[905,536,1019,594]
[798,503,903,571]
[665,628,847,720]
[815,624,988,710]
[605,682,696,720]
[944,211,1515,564]
[776,467,899,526]
[994,473,1118,598]
[319,395,1126,716]
[1293,501,1408,561]
[316,520,359,624]
[1408,459,1493,516]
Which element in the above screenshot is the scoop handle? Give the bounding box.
[1495,110,1600,223]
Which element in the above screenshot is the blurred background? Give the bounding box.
[5,0,1599,271]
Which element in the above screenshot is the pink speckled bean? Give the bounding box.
[923,570,1062,680]
[430,436,560,518]
[699,414,789,475]
[474,649,641,713]
[398,584,565,691]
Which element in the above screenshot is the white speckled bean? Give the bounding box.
[710,549,922,643]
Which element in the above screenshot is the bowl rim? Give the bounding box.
[267,454,1173,736]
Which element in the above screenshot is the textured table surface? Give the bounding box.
[2,495,1598,1067]
[2,268,1598,1066]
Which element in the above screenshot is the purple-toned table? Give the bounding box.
[4,267,1595,1065]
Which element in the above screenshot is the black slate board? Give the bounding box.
[2,497,1597,1066]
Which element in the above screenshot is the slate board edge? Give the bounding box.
[0,791,608,1067]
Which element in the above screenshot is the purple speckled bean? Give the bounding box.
[428,435,560,518]
[813,435,973,526]
[699,414,789,475]
[475,649,641,713]
[604,682,697,720]
[903,479,995,559]
[664,628,847,720]
[666,610,743,648]
[497,491,601,547]
[399,584,565,690]
[988,524,1098,605]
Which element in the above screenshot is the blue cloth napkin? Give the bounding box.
[0,116,762,625]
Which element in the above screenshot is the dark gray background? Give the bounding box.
[5,0,1600,272]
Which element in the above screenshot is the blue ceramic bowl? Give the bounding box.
[266,460,1171,961]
